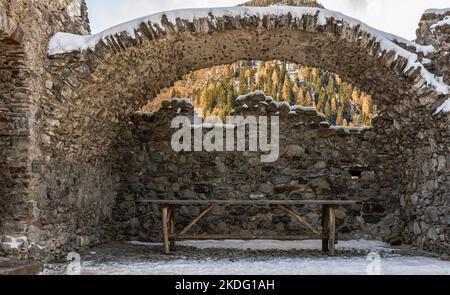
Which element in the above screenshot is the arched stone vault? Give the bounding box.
[46,7,449,160]
[33,6,450,256]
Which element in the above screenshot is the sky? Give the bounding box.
[86,0,450,40]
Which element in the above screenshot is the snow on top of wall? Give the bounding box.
[424,8,450,15]
[235,90,266,102]
[434,98,450,114]
[49,6,435,56]
[376,31,435,56]
[47,6,450,113]
[66,0,83,18]
[171,97,193,105]
[431,16,450,30]
[331,126,372,133]
[275,101,291,109]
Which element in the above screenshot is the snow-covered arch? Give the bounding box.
[46,7,449,158]
[43,6,450,253]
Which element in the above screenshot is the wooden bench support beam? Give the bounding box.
[328,205,336,256]
[322,205,330,253]
[276,204,320,236]
[171,235,321,241]
[169,205,176,251]
[178,204,216,236]
[322,205,337,255]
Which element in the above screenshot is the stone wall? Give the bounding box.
[42,7,448,256]
[416,9,450,84]
[0,26,32,259]
[0,0,90,259]
[400,9,450,254]
[0,3,448,260]
[114,93,404,244]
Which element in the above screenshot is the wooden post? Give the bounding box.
[169,205,176,251]
[162,206,170,255]
[328,205,336,256]
[322,205,330,252]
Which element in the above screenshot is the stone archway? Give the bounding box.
[43,6,449,255]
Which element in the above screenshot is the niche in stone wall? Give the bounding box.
[349,167,363,180]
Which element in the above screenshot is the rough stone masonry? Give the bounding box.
[0,1,449,261]
[115,92,400,243]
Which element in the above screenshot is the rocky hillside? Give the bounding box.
[142,61,374,126]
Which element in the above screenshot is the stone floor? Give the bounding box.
[41,240,450,275]
[0,257,43,275]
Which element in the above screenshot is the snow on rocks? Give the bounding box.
[331,126,373,134]
[48,5,436,59]
[424,8,450,16]
[233,91,328,120]
[431,16,450,30]
[434,98,450,114]
[0,235,28,255]
[66,0,83,18]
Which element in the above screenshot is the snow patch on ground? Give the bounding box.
[42,240,450,275]
[70,256,450,275]
[128,239,391,252]
[1,236,27,249]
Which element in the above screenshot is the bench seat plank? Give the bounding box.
[171,235,322,241]
[137,200,359,206]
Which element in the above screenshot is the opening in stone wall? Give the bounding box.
[349,168,363,180]
[116,59,399,248]
[141,60,377,127]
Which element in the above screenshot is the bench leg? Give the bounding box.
[322,205,330,252]
[162,206,170,255]
[169,206,176,251]
[328,206,336,256]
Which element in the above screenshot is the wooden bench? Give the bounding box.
[137,200,360,255]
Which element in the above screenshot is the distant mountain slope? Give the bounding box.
[241,0,324,8]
